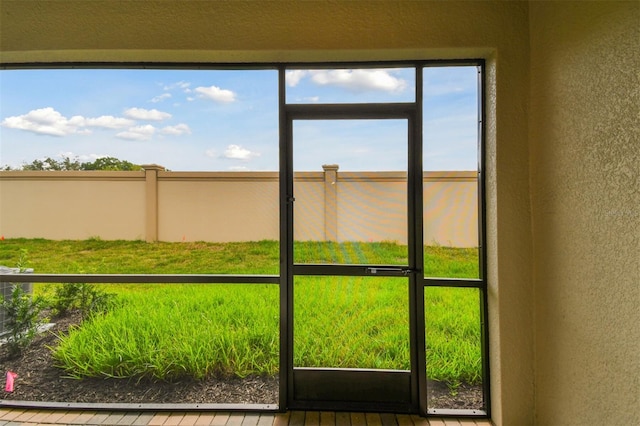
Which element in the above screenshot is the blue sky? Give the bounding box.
[0,66,478,171]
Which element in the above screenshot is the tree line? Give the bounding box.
[2,156,142,171]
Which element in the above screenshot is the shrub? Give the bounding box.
[51,283,117,321]
[1,283,45,357]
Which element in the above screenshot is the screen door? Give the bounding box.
[283,107,420,412]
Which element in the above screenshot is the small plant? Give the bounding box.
[51,283,111,320]
[50,261,117,321]
[15,248,29,272]
[51,282,116,321]
[1,284,45,357]
[1,248,45,356]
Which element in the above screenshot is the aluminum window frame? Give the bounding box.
[0,60,488,419]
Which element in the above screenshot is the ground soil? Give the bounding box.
[0,312,482,410]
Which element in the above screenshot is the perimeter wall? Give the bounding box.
[0,166,478,247]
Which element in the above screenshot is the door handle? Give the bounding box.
[366,267,418,276]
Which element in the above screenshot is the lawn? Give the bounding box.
[0,238,482,385]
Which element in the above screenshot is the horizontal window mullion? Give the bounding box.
[285,102,416,119]
[293,264,410,277]
[423,277,484,288]
[0,273,280,285]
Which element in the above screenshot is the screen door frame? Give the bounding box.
[280,100,423,413]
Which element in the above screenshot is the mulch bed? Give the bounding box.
[0,312,482,409]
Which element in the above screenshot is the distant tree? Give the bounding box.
[3,155,142,171]
[20,156,79,171]
[62,156,83,170]
[81,156,141,171]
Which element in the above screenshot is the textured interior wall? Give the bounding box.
[0,1,534,423]
[529,2,640,424]
[3,0,507,64]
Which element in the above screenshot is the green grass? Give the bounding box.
[293,240,409,265]
[425,287,482,384]
[294,276,410,370]
[0,238,482,385]
[0,238,281,275]
[53,285,280,380]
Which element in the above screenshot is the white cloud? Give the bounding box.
[82,116,135,129]
[150,93,172,103]
[116,124,156,141]
[163,81,191,91]
[309,69,407,93]
[0,107,133,136]
[286,70,307,87]
[58,151,77,159]
[205,149,217,158]
[160,123,191,136]
[194,85,236,103]
[0,108,70,136]
[228,166,249,171]
[223,144,260,161]
[287,69,407,93]
[124,107,171,121]
[57,151,110,162]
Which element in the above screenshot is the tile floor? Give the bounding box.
[0,409,494,426]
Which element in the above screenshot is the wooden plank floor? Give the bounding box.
[0,409,493,426]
